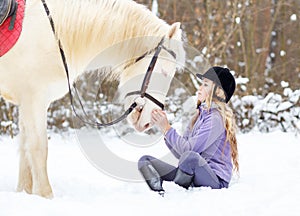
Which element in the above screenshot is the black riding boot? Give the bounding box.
[139,162,165,195]
[174,169,194,189]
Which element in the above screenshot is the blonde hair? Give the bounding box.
[191,84,239,173]
[214,87,239,173]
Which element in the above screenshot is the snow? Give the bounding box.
[236,77,249,85]
[280,80,289,88]
[151,0,159,17]
[277,101,293,112]
[280,50,286,57]
[0,130,300,216]
[270,52,275,58]
[290,14,297,21]
[0,121,12,127]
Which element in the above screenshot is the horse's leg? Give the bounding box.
[18,98,53,198]
[16,120,33,194]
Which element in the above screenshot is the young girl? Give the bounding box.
[138,66,239,194]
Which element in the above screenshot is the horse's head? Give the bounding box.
[119,23,185,132]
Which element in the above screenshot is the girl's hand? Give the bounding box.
[151,109,171,134]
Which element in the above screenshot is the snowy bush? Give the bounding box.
[0,99,18,137]
[232,86,300,133]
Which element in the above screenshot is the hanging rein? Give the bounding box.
[41,0,176,128]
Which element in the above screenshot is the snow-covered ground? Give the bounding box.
[0,130,299,216]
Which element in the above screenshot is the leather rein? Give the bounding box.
[41,0,176,128]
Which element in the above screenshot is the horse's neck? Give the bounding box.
[49,0,169,76]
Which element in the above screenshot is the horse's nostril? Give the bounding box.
[144,123,150,129]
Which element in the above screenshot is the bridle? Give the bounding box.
[125,37,176,110]
[41,0,176,128]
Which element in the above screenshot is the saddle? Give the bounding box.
[0,0,25,57]
[0,0,18,28]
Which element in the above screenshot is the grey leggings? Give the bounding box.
[138,151,228,189]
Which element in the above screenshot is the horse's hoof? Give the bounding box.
[43,192,54,199]
[38,190,53,199]
[33,190,53,199]
[16,185,33,194]
[32,185,53,199]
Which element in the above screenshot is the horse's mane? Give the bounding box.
[49,0,171,73]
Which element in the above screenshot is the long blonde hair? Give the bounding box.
[191,83,239,173]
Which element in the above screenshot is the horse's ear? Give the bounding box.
[168,22,181,39]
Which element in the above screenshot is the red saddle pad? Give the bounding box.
[0,0,25,57]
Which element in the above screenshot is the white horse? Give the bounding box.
[0,0,185,198]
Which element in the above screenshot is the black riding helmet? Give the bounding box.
[196,66,236,103]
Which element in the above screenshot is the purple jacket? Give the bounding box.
[164,105,233,183]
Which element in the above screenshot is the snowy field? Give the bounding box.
[0,130,300,216]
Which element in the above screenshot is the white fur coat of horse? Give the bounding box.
[0,0,184,198]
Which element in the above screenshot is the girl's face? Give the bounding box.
[197,78,214,102]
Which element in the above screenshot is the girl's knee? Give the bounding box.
[178,151,206,171]
[138,155,154,169]
[179,151,200,164]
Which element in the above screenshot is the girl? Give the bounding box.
[138,66,239,195]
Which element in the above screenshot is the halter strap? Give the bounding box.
[140,37,164,97]
[124,37,177,110]
[125,91,164,110]
[123,40,176,70]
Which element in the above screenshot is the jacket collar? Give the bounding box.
[198,102,218,112]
